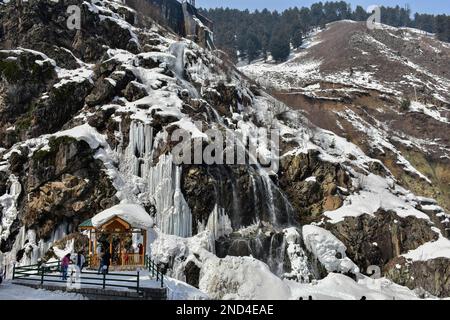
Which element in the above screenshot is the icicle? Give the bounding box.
[206,204,233,240]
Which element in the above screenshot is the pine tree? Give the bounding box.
[246,34,261,63]
[269,26,291,62]
[352,6,368,21]
[201,1,450,60]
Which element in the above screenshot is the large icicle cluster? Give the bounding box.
[125,121,153,177]
[148,154,193,237]
[203,204,233,241]
[122,120,193,237]
[0,175,22,241]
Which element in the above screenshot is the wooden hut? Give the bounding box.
[79,204,153,270]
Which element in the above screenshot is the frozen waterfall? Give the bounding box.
[124,120,154,177]
[148,154,193,237]
[0,174,22,241]
[123,120,193,237]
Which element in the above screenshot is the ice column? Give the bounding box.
[0,175,22,241]
[206,204,233,240]
[147,154,192,237]
[124,121,153,177]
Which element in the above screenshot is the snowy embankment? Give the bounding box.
[149,229,423,300]
[0,282,86,300]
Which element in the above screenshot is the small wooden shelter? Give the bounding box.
[79,204,154,270]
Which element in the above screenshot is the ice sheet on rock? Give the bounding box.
[91,203,153,230]
[53,238,75,259]
[302,225,359,274]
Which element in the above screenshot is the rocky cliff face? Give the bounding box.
[0,0,449,299]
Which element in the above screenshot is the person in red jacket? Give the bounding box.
[61,253,71,280]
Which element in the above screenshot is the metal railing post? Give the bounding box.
[12,263,15,280]
[160,270,163,288]
[156,264,159,281]
[151,260,154,277]
[137,271,140,293]
[102,271,106,289]
[40,267,44,285]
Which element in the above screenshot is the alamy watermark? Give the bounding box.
[367,5,382,30]
[169,121,281,173]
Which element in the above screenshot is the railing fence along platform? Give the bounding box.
[12,255,165,294]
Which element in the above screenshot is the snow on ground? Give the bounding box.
[165,277,209,300]
[408,101,449,124]
[200,255,293,300]
[1,268,424,300]
[150,230,426,300]
[403,227,450,262]
[336,108,432,183]
[0,282,86,300]
[54,123,108,149]
[287,273,423,300]
[239,57,322,90]
[324,173,431,224]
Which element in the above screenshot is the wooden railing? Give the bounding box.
[121,253,144,266]
[88,253,145,268]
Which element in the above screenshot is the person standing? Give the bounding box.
[61,253,71,280]
[77,251,86,272]
[138,243,144,264]
[0,266,4,285]
[102,250,111,274]
[97,250,105,274]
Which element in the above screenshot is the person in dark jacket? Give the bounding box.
[76,251,86,272]
[0,266,4,285]
[102,250,111,274]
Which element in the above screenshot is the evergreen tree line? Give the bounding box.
[200,2,450,63]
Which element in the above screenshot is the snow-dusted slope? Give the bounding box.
[240,20,450,215]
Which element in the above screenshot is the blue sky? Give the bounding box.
[197,1,450,15]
